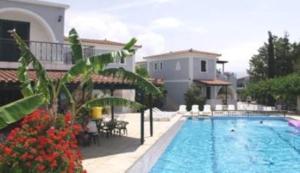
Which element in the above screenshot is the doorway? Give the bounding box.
[0,19,30,62]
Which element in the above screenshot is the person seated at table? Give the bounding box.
[86,117,99,145]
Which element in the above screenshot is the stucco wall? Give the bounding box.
[148,58,189,80]
[0,0,66,42]
[89,45,135,72]
[164,82,190,110]
[193,57,216,80]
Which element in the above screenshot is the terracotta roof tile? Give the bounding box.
[0,69,129,85]
[149,78,164,86]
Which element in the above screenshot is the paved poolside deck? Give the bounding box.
[287,115,300,120]
[81,113,181,173]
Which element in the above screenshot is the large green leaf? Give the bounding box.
[61,84,75,104]
[0,94,45,129]
[78,97,144,113]
[62,38,137,83]
[100,68,161,96]
[9,30,51,103]
[68,28,83,63]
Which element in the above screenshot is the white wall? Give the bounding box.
[0,10,53,42]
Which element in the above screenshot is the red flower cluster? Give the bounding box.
[0,109,86,173]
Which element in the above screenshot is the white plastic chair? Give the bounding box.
[202,105,212,116]
[178,105,187,114]
[191,105,199,116]
[215,105,223,111]
[228,105,235,111]
[144,107,176,121]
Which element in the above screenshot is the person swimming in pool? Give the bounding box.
[231,129,235,132]
[260,120,263,124]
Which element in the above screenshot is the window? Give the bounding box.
[154,61,162,71]
[201,60,207,72]
[154,63,158,71]
[120,57,125,64]
[175,61,181,71]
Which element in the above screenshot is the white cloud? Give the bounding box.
[65,12,131,42]
[64,9,207,63]
[136,31,166,60]
[188,26,207,34]
[100,0,175,12]
[150,17,183,29]
[65,11,166,62]
[221,42,261,78]
[154,0,175,3]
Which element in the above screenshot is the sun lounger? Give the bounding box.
[178,105,187,114]
[190,105,200,116]
[201,105,212,116]
[215,105,223,111]
[227,105,236,115]
[228,105,235,111]
[144,107,176,121]
[214,105,226,115]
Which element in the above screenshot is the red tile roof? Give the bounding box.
[0,69,128,85]
[149,78,164,86]
[194,79,231,86]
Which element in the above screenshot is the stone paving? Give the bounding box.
[81,113,181,173]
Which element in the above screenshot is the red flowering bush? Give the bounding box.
[0,109,86,173]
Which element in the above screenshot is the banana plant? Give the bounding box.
[1,28,161,127]
[0,94,45,129]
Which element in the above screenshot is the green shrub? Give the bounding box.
[184,84,206,111]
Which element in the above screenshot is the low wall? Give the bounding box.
[126,117,186,173]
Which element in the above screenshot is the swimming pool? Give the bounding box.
[150,116,300,173]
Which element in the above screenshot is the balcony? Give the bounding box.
[0,38,102,65]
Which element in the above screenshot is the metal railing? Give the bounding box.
[0,38,106,65]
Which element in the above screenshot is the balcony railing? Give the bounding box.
[0,38,106,65]
[217,71,236,81]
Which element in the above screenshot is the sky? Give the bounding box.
[50,0,300,77]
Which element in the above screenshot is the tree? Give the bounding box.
[0,29,161,129]
[135,66,149,78]
[184,84,206,111]
[267,31,275,78]
[134,66,166,108]
[291,42,300,72]
[248,32,298,81]
[245,73,300,109]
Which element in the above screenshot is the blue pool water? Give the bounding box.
[150,116,300,173]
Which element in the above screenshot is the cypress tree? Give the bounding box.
[267,31,275,79]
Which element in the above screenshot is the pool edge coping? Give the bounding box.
[126,116,186,173]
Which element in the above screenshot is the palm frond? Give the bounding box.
[0,94,45,129]
[61,84,75,104]
[100,68,161,96]
[62,49,133,83]
[9,30,51,103]
[78,97,143,113]
[68,28,83,63]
